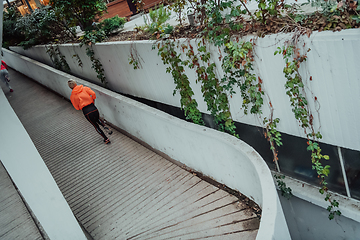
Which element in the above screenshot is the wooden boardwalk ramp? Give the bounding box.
[2,69,260,240]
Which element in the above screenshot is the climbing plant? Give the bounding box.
[72,54,83,68]
[151,0,349,220]
[85,47,107,84]
[275,43,341,219]
[182,41,237,136]
[274,174,293,199]
[222,40,264,116]
[46,45,70,72]
[158,39,204,125]
[79,30,107,84]
[128,43,144,69]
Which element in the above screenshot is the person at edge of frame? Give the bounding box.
[68,79,112,144]
[1,60,13,92]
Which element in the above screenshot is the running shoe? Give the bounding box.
[104,126,113,135]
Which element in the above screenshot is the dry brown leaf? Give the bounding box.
[339,23,346,29]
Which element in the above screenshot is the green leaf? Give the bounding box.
[259,3,266,9]
[322,168,330,177]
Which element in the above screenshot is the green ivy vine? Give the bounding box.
[222,40,264,116]
[85,46,107,84]
[274,174,293,199]
[158,39,204,125]
[151,0,342,220]
[80,30,107,84]
[46,45,70,72]
[275,44,341,219]
[128,43,143,70]
[182,41,237,136]
[72,53,83,68]
[156,0,280,170]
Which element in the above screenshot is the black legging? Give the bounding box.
[82,103,107,140]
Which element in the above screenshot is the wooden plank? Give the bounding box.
[59,146,151,201]
[137,205,257,239]
[65,149,152,207]
[4,68,260,240]
[94,168,189,239]
[116,172,194,233]
[126,192,240,239]
[83,158,175,230]
[90,164,182,239]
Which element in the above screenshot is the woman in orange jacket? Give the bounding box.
[68,79,112,144]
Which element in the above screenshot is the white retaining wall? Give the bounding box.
[3,48,290,240]
[10,29,360,153]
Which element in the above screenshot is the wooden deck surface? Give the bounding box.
[1,68,260,240]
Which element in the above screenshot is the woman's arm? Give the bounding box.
[84,87,96,100]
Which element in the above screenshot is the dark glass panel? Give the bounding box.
[341,147,360,200]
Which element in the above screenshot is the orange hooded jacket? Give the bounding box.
[70,85,96,110]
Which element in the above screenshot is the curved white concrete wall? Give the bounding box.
[10,29,360,153]
[0,60,87,239]
[3,48,290,239]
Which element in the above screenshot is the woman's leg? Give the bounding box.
[98,118,113,135]
[97,118,105,127]
[85,109,109,141]
[0,70,12,91]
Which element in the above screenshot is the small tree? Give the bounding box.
[49,0,107,31]
[100,15,126,36]
[14,6,77,49]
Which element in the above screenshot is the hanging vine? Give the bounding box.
[158,39,204,125]
[181,41,238,136]
[128,43,144,69]
[157,0,282,173]
[85,46,107,84]
[46,45,70,73]
[72,53,83,68]
[275,42,341,219]
[150,0,348,220]
[80,30,107,85]
[221,40,264,116]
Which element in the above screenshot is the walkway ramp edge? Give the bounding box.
[3,47,291,240]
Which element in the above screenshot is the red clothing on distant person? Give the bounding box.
[1,60,8,70]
